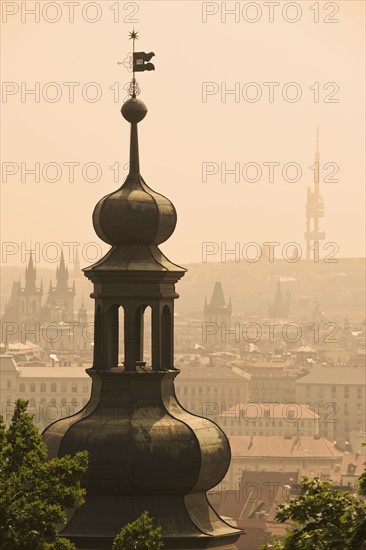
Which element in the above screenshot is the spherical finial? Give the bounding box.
[121,97,147,124]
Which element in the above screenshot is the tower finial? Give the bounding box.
[118,30,155,99]
[129,28,139,98]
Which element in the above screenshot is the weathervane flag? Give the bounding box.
[133,51,155,72]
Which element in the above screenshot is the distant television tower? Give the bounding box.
[305,127,325,261]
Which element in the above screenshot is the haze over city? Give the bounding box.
[1,1,365,264]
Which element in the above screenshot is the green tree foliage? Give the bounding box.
[0,399,88,550]
[259,476,366,550]
[358,443,366,498]
[112,511,164,550]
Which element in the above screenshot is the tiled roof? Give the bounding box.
[229,435,343,458]
[0,354,19,372]
[178,365,251,380]
[296,366,365,386]
[18,367,89,379]
[341,453,366,476]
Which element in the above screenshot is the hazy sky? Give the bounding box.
[1,0,365,267]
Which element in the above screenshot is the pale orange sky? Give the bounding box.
[1,1,365,266]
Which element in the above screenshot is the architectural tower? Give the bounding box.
[46,251,75,321]
[2,254,43,329]
[43,33,242,550]
[73,246,81,279]
[269,278,290,318]
[204,282,232,344]
[305,127,325,261]
[77,297,88,325]
[19,253,43,323]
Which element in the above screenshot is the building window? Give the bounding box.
[61,383,67,393]
[344,386,349,399]
[30,383,36,393]
[331,385,337,398]
[82,384,88,393]
[72,383,77,393]
[71,398,78,408]
[51,383,57,393]
[198,387,203,395]
[6,380,11,389]
[191,387,196,395]
[29,398,36,409]
[61,398,67,407]
[40,383,46,392]
[357,387,362,399]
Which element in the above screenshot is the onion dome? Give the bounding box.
[93,97,177,246]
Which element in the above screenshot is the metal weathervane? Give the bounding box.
[118,29,155,98]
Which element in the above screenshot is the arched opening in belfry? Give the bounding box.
[93,305,102,369]
[118,306,125,367]
[143,306,152,366]
[130,304,151,368]
[104,304,118,368]
[162,305,172,370]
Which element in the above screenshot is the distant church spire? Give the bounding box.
[204,282,232,343]
[73,246,81,278]
[56,250,68,292]
[46,250,75,320]
[24,253,37,293]
[269,278,289,318]
[207,281,230,309]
